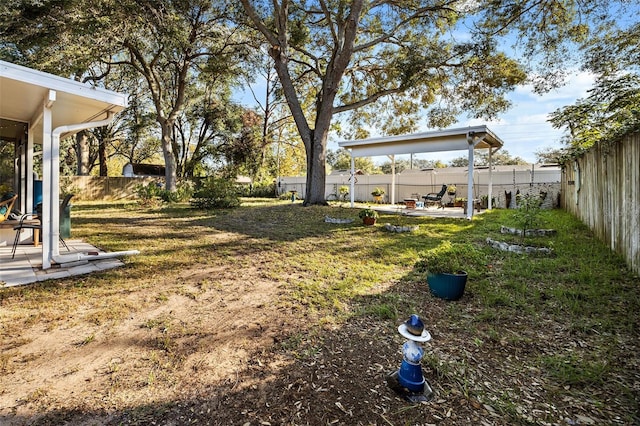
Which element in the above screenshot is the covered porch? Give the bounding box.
[338,125,505,219]
[0,60,135,273]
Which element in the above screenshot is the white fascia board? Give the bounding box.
[338,125,504,158]
[0,60,128,108]
[349,137,470,157]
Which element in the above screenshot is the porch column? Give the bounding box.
[390,154,396,205]
[41,90,56,269]
[488,148,493,210]
[350,153,355,207]
[26,131,34,214]
[466,134,475,219]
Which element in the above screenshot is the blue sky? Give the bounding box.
[406,70,597,164]
[480,71,595,163]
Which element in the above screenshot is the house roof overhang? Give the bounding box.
[337,125,504,157]
[0,60,129,271]
[0,60,128,142]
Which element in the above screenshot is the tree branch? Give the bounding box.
[333,86,406,114]
[354,2,459,52]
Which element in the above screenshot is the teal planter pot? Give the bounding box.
[427,271,468,301]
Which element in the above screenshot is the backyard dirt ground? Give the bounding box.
[1,257,444,426]
[2,269,637,426]
[1,203,638,425]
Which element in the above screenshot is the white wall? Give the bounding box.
[278,164,561,208]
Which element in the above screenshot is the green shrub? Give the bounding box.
[135,182,164,208]
[514,193,544,243]
[135,180,194,206]
[190,177,241,209]
[166,180,194,203]
[339,185,349,201]
[245,182,276,198]
[279,191,304,201]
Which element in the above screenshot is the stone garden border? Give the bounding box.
[384,223,419,233]
[324,216,355,224]
[500,225,557,237]
[486,237,553,254]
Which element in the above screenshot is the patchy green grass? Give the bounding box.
[1,199,638,425]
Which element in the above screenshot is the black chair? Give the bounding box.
[11,197,72,259]
[422,184,448,208]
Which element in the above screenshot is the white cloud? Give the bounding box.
[377,70,596,164]
[514,70,596,103]
[490,71,595,161]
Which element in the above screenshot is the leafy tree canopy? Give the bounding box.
[549,20,640,153]
[0,0,251,191]
[534,147,568,165]
[448,150,528,167]
[475,0,631,92]
[239,0,530,204]
[549,74,640,151]
[326,149,380,175]
[379,158,446,174]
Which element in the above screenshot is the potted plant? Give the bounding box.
[453,197,465,208]
[415,241,486,300]
[480,194,495,210]
[358,207,379,225]
[371,187,385,203]
[447,184,457,196]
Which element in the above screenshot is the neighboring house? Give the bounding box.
[122,163,166,177]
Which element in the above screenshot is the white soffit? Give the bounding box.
[0,60,128,140]
[337,125,504,157]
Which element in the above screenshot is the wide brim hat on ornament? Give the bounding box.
[398,314,431,342]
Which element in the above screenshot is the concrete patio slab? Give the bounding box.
[367,204,486,219]
[0,240,126,288]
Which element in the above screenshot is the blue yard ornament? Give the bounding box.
[387,314,434,402]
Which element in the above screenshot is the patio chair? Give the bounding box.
[11,197,71,259]
[0,194,18,223]
[422,184,448,208]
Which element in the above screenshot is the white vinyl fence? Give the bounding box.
[278,164,561,208]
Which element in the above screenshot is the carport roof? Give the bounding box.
[337,125,504,157]
[0,60,127,141]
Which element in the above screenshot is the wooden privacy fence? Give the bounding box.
[561,132,640,275]
[67,176,162,201]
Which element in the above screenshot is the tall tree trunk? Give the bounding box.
[303,127,330,206]
[99,140,108,176]
[160,120,178,191]
[240,0,362,206]
[76,130,90,175]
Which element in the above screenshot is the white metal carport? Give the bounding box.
[0,60,129,269]
[337,125,505,219]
